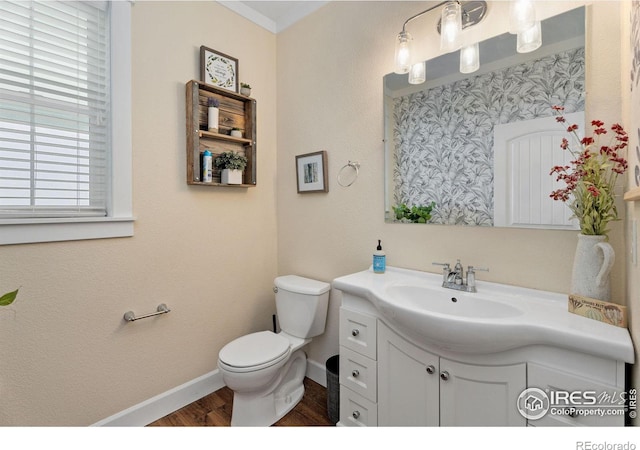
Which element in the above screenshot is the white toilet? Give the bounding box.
[217,275,330,426]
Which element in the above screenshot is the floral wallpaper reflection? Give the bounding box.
[393,47,585,225]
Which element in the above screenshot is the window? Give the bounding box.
[0,1,132,244]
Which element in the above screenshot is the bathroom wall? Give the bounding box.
[276,1,629,378]
[0,1,278,425]
[624,0,640,423]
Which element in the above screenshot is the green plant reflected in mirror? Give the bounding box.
[393,202,436,223]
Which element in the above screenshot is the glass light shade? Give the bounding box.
[509,0,536,34]
[517,21,542,53]
[408,61,426,85]
[459,43,480,74]
[394,31,414,74]
[440,1,462,53]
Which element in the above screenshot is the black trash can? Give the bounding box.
[325,355,340,424]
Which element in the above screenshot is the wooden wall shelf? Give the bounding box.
[624,186,640,202]
[186,80,257,187]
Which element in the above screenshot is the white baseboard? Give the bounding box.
[306,358,327,387]
[91,358,326,427]
[91,369,225,427]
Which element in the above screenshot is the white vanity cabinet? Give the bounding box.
[338,303,627,427]
[377,320,526,426]
[334,267,633,427]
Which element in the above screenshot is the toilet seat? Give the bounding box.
[219,331,291,373]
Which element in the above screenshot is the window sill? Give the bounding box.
[0,217,135,245]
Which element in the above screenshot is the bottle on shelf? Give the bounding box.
[202,150,213,182]
[208,97,219,133]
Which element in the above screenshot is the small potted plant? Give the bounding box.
[230,127,243,138]
[214,151,248,185]
[240,82,251,96]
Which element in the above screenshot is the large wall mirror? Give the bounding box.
[384,7,585,229]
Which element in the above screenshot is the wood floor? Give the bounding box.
[148,377,334,426]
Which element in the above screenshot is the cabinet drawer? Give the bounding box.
[340,308,377,359]
[340,346,377,402]
[528,363,624,427]
[339,386,377,427]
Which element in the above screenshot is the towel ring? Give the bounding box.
[337,161,360,187]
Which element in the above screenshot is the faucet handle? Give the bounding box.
[466,266,488,289]
[432,262,450,285]
[467,266,489,273]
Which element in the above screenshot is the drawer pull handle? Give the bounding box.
[351,329,360,337]
[352,369,360,377]
[352,410,361,419]
[426,365,435,374]
[440,371,450,381]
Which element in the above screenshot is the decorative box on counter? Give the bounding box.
[568,294,627,328]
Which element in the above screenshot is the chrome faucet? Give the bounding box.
[432,260,489,293]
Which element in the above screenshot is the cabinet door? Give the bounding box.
[528,363,624,426]
[378,321,439,426]
[439,358,526,426]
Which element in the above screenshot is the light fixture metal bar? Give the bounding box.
[399,1,488,34]
[437,1,488,34]
[400,0,452,33]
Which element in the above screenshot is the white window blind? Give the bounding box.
[0,0,111,219]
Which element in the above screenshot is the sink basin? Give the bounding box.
[332,266,634,361]
[385,284,523,319]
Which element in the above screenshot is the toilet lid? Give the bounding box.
[219,331,290,368]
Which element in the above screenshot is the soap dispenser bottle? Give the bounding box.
[373,240,386,274]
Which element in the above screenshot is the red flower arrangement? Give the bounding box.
[550,106,628,236]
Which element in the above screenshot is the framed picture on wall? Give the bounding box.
[200,46,238,93]
[296,151,328,193]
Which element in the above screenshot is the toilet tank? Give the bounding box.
[274,275,330,339]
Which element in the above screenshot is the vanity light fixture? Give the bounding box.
[440,1,463,53]
[393,1,487,79]
[509,0,541,53]
[509,0,536,34]
[408,60,426,84]
[394,31,414,75]
[516,20,542,53]
[459,42,480,73]
[394,1,543,82]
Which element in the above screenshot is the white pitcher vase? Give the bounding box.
[570,234,615,301]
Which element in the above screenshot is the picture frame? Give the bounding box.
[296,151,328,193]
[200,46,238,93]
